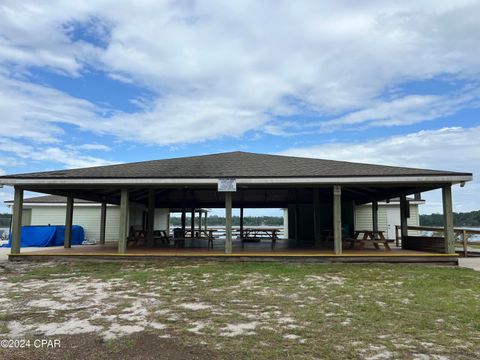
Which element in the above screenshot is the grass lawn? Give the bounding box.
[1,260,479,359]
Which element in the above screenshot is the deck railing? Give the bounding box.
[395,225,480,257]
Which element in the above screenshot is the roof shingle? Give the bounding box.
[0,151,471,179]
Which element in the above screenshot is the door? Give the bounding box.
[385,207,400,240]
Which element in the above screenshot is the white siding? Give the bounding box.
[30,205,120,242]
[355,203,420,236]
[28,205,171,242]
[154,209,170,231]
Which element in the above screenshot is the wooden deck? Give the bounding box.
[9,244,459,264]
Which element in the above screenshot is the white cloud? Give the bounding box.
[0,189,13,213]
[28,147,115,169]
[74,144,111,151]
[0,75,100,143]
[281,126,479,213]
[0,138,114,170]
[0,1,480,145]
[316,89,480,131]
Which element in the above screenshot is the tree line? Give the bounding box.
[0,213,11,227]
[420,210,480,227]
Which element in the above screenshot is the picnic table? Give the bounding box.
[184,229,217,249]
[345,230,393,250]
[240,228,280,249]
[153,230,171,246]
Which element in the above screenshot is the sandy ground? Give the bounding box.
[1,261,479,359]
[0,247,65,261]
[458,257,480,271]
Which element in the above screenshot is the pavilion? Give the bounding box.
[0,151,472,262]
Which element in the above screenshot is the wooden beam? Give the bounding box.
[64,196,74,248]
[10,187,24,255]
[225,192,233,254]
[147,189,155,247]
[333,185,342,255]
[118,189,129,254]
[100,201,107,245]
[442,185,455,254]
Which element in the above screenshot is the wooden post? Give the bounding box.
[100,201,107,245]
[64,196,74,248]
[181,208,186,232]
[372,200,379,239]
[197,211,202,232]
[240,207,244,239]
[462,230,468,257]
[10,187,24,255]
[191,209,195,237]
[294,203,299,242]
[167,212,171,235]
[313,188,321,248]
[181,189,186,233]
[147,189,155,247]
[225,192,233,254]
[333,185,342,255]
[442,185,455,254]
[400,195,408,248]
[395,225,400,247]
[118,189,129,254]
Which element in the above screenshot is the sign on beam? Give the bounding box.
[218,178,237,192]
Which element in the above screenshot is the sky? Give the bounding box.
[0,0,479,215]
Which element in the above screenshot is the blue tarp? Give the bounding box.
[2,225,84,247]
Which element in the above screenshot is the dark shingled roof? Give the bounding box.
[0,151,471,179]
[4,195,93,204]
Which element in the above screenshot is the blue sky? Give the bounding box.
[0,1,479,215]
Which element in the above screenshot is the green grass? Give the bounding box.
[2,261,480,359]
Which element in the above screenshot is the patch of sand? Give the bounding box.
[178,302,212,311]
[220,322,259,337]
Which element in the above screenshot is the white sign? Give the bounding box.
[218,178,237,192]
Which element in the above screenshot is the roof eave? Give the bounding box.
[0,174,473,187]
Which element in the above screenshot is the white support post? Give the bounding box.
[118,189,129,254]
[147,189,155,247]
[333,185,342,255]
[442,185,455,254]
[64,196,74,248]
[10,187,24,255]
[100,201,107,245]
[225,192,233,254]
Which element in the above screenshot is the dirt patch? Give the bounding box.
[0,332,217,360]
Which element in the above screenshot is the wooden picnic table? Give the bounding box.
[240,228,280,249]
[346,230,393,250]
[184,229,217,249]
